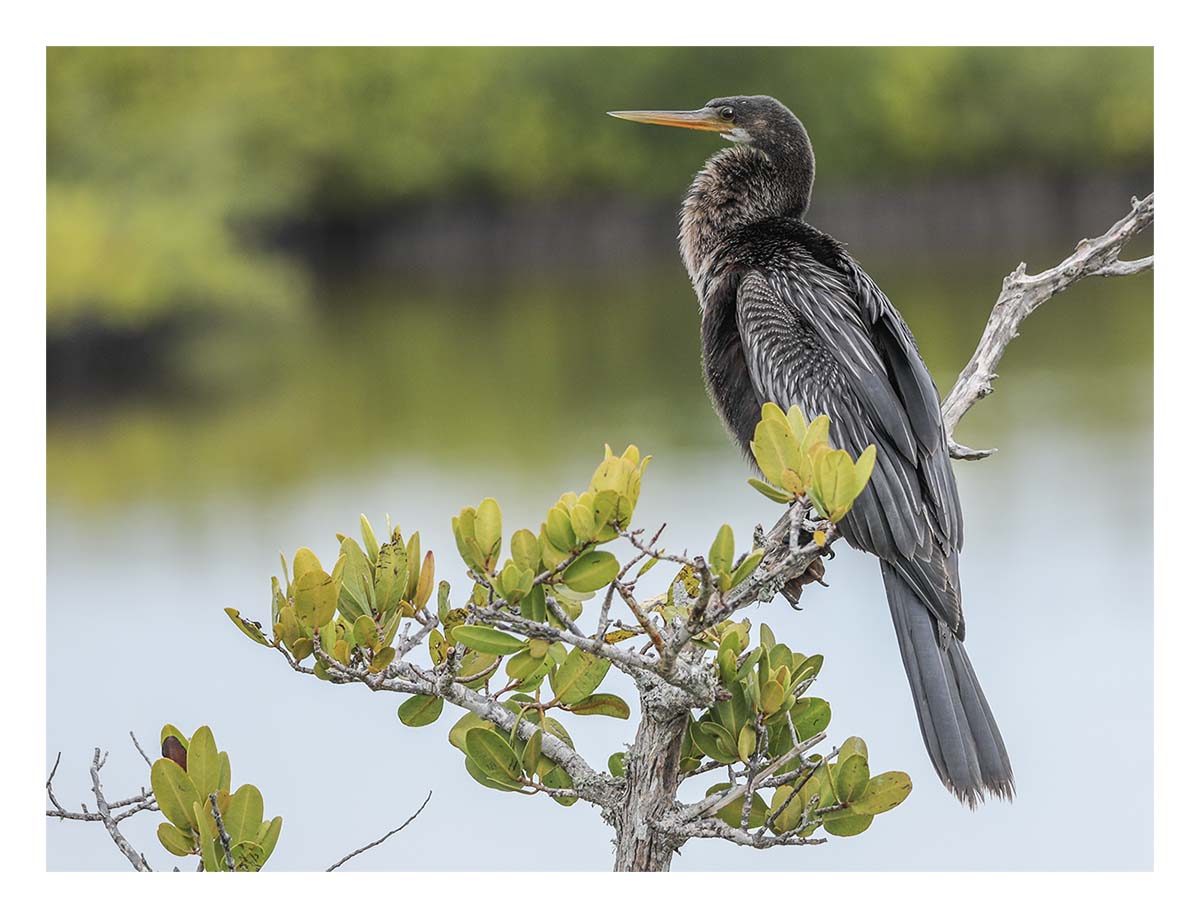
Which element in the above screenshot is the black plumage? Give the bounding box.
[611,95,1013,805]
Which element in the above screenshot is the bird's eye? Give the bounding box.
[720,106,735,121]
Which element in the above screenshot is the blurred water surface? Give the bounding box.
[46,251,1151,870]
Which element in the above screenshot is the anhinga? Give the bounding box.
[610,95,1013,805]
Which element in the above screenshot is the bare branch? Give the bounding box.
[674,731,828,825]
[89,749,153,871]
[129,732,154,768]
[667,816,827,848]
[941,193,1154,459]
[326,790,432,871]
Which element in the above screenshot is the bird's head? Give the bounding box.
[608,95,805,155]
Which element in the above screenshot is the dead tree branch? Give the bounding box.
[941,193,1154,459]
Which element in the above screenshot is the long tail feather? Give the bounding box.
[882,562,1014,805]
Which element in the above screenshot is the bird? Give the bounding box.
[609,95,1013,805]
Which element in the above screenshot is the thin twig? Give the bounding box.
[326,791,433,871]
[130,732,154,768]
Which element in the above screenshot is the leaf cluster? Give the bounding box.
[747,403,876,527]
[151,724,282,871]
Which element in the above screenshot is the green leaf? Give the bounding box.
[750,415,801,490]
[839,736,869,763]
[374,540,408,618]
[217,752,231,793]
[222,784,264,845]
[561,551,619,592]
[570,499,597,542]
[465,755,523,792]
[186,726,220,798]
[795,653,824,683]
[448,712,492,752]
[737,723,758,762]
[541,766,577,806]
[708,524,734,578]
[186,724,222,796]
[510,528,541,572]
[801,414,830,454]
[231,839,267,872]
[194,801,222,871]
[836,754,870,803]
[151,758,201,832]
[156,822,194,857]
[747,477,793,503]
[785,405,809,441]
[730,550,764,588]
[566,693,631,718]
[370,645,396,672]
[708,783,768,829]
[790,697,831,740]
[767,784,807,835]
[607,752,626,777]
[505,649,550,683]
[475,498,503,561]
[544,507,576,553]
[823,810,874,837]
[336,537,372,621]
[550,648,611,705]
[292,548,323,582]
[359,515,380,566]
[854,444,877,491]
[398,694,444,728]
[850,771,913,815]
[464,727,523,784]
[294,569,339,629]
[256,816,283,865]
[224,608,270,646]
[520,582,548,623]
[520,728,544,777]
[353,615,379,650]
[453,624,526,656]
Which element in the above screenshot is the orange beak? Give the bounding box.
[606,108,728,132]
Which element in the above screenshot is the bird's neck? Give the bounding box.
[678,139,815,296]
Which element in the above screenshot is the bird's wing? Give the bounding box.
[839,257,963,551]
[736,258,964,633]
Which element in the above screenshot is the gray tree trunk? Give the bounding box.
[610,704,690,871]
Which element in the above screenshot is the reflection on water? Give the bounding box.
[46,257,1152,870]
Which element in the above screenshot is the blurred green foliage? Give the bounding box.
[48,47,1150,329]
[46,263,1152,509]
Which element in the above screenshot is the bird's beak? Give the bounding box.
[607,108,728,132]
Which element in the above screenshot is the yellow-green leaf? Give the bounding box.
[850,771,913,815]
[186,726,220,798]
[562,551,619,592]
[550,648,611,705]
[397,694,445,727]
[475,498,503,561]
[708,524,734,578]
[464,727,523,784]
[747,477,792,503]
[224,608,269,646]
[453,625,526,656]
[151,758,201,832]
[222,784,264,846]
[566,693,631,718]
[156,822,194,857]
